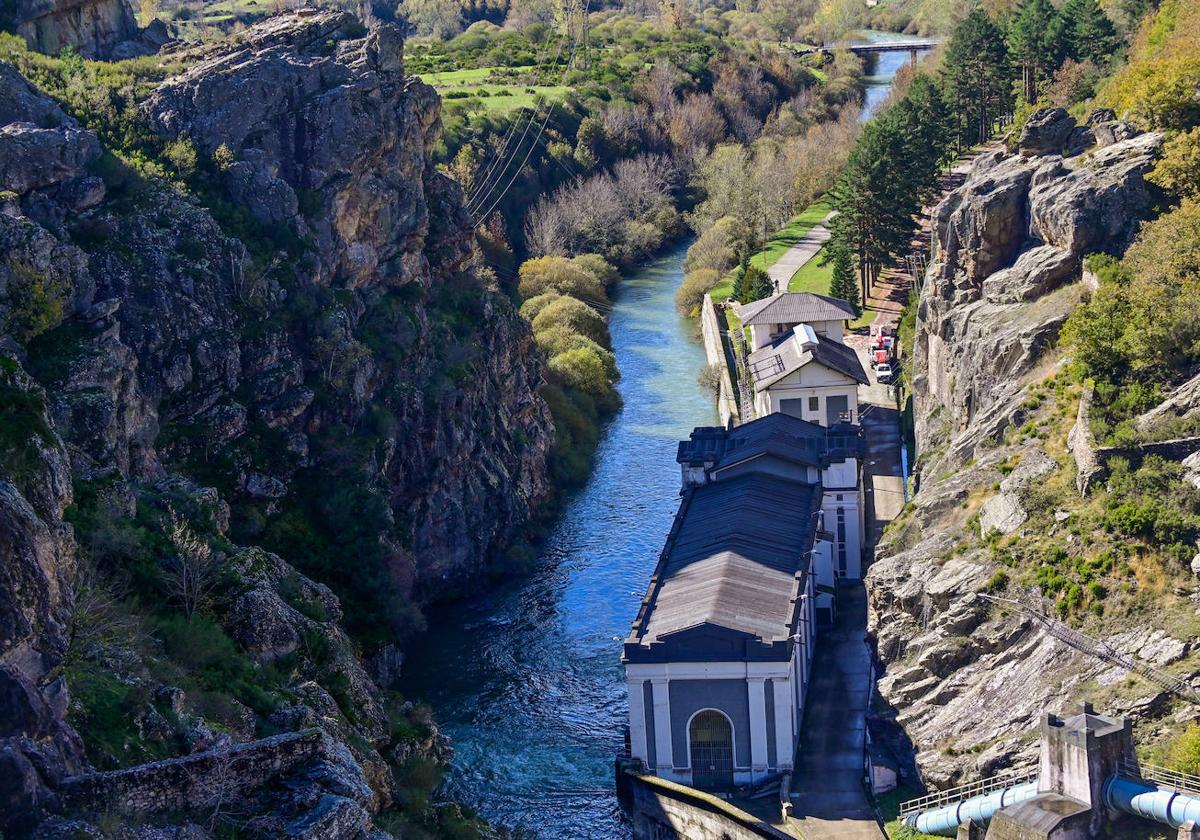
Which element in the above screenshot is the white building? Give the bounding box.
[747,323,868,425]
[735,292,856,350]
[622,413,867,791]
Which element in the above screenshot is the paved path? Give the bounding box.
[787,585,886,840]
[767,219,832,293]
[850,336,906,540]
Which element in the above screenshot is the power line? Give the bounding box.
[469,0,590,223]
[465,16,573,213]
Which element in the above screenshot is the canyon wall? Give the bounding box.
[0,12,551,837]
[865,111,1200,789]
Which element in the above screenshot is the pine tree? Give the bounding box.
[741,264,773,304]
[1059,0,1118,65]
[942,9,1013,146]
[829,244,860,318]
[1009,0,1067,102]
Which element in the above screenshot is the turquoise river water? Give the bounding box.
[405,41,925,838]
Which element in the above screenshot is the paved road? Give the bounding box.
[767,220,832,293]
[787,585,886,840]
[785,338,904,840]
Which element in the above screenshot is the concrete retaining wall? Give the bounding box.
[59,728,325,815]
[700,293,740,427]
[619,766,793,840]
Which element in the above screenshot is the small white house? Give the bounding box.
[736,292,856,350]
[748,324,868,426]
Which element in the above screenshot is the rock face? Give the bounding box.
[6,0,151,59]
[870,125,1183,790]
[0,12,551,836]
[913,126,1161,464]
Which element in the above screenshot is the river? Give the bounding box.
[860,29,935,120]
[405,241,713,838]
[405,41,919,840]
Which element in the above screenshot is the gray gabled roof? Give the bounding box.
[747,328,869,391]
[625,472,821,659]
[736,292,856,327]
[677,412,865,472]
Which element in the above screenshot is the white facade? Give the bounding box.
[750,317,845,350]
[624,570,819,787]
[755,364,860,426]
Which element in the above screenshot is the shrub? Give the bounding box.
[572,253,619,289]
[1161,723,1200,775]
[534,325,618,381]
[518,290,561,321]
[4,261,65,342]
[531,295,610,348]
[675,268,720,314]
[548,347,616,407]
[1148,126,1200,200]
[517,256,607,303]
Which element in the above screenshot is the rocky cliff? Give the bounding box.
[867,110,1200,789]
[0,11,551,837]
[5,0,165,59]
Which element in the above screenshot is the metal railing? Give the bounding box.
[1120,759,1200,797]
[979,594,1200,706]
[730,328,756,422]
[897,769,1038,818]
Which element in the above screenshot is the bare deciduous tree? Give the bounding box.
[163,507,217,619]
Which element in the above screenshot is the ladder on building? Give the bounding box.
[979,594,1200,706]
[730,328,756,423]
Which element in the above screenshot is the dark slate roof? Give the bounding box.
[677,412,865,471]
[624,472,822,662]
[736,292,856,327]
[747,328,869,391]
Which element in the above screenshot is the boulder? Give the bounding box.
[1018,108,1077,156]
[1136,371,1200,432]
[981,245,1078,304]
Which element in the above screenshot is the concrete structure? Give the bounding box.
[736,293,855,350]
[903,703,1142,839]
[747,324,868,426]
[623,413,866,790]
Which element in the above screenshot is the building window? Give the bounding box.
[837,507,847,575]
[808,396,819,412]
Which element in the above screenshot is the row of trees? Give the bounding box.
[828,0,1123,310]
[829,74,956,307]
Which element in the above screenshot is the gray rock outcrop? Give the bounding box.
[869,124,1189,790]
[913,130,1161,466]
[0,12,552,836]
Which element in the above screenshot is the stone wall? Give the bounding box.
[59,729,325,815]
[619,769,794,840]
[701,294,740,427]
[1070,384,1200,494]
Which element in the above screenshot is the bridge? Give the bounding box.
[789,39,939,62]
[841,38,939,55]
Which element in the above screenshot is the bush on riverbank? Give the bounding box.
[516,254,622,490]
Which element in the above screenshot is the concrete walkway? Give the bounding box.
[787,585,885,840]
[767,219,832,293]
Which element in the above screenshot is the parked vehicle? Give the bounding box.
[875,363,895,384]
[872,349,890,368]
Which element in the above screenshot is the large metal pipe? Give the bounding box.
[1106,776,1200,828]
[903,780,1039,836]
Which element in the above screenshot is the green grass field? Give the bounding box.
[709,197,833,303]
[419,67,570,114]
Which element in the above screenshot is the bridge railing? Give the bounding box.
[897,769,1038,818]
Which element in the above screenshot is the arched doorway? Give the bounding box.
[689,710,734,790]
